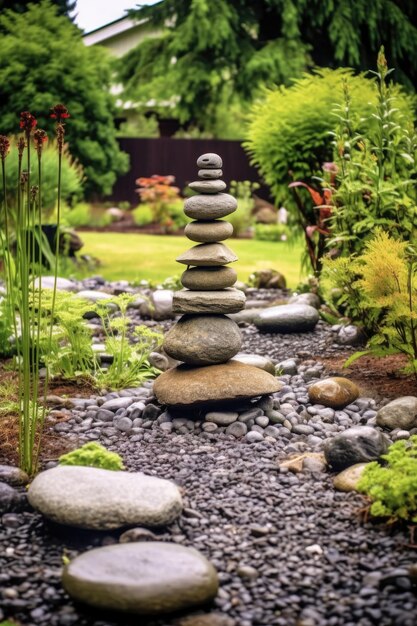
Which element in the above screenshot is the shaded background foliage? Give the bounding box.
[121,0,417,134]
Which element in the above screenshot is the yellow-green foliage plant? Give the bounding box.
[358,436,417,524]
[337,230,417,377]
[59,442,124,471]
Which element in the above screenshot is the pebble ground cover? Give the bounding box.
[1,277,417,626]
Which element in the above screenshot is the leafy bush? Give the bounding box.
[1,140,83,218]
[254,223,288,242]
[132,203,154,226]
[62,203,112,228]
[59,442,124,471]
[358,436,417,523]
[245,67,414,209]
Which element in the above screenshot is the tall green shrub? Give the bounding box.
[0,1,128,197]
[245,67,414,209]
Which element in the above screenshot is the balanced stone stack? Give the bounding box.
[154,153,281,406]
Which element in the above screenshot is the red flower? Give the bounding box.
[33,129,48,156]
[50,103,70,121]
[0,135,10,160]
[19,111,37,133]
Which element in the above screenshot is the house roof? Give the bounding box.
[83,15,147,47]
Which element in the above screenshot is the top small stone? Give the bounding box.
[197,153,223,169]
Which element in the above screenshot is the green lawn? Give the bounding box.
[79,232,305,288]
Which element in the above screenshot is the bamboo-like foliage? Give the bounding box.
[0,104,70,474]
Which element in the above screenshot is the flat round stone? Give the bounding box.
[184,194,237,220]
[198,169,223,180]
[173,288,245,314]
[189,180,226,194]
[197,153,223,168]
[163,314,242,366]
[153,361,283,406]
[176,243,237,266]
[28,466,182,529]
[231,353,276,375]
[185,220,233,243]
[181,267,237,290]
[62,542,218,615]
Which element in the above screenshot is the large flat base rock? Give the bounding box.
[153,361,282,406]
[62,542,218,615]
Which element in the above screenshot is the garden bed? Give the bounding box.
[1,284,417,626]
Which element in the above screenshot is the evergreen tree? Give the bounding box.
[0,1,128,197]
[0,0,76,18]
[121,0,417,132]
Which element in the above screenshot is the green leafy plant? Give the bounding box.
[254,223,288,242]
[358,436,417,524]
[35,289,96,380]
[132,203,154,227]
[59,442,124,471]
[329,49,417,257]
[95,294,163,390]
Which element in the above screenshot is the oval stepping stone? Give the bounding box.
[184,194,237,220]
[153,361,282,406]
[254,304,319,333]
[28,466,182,530]
[173,288,245,314]
[163,314,242,366]
[197,153,223,168]
[185,220,233,243]
[188,180,226,194]
[198,169,223,180]
[62,542,218,615]
[181,267,237,290]
[176,243,237,266]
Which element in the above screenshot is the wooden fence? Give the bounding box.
[108,138,268,205]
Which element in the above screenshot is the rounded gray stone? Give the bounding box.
[185,220,233,243]
[62,542,218,615]
[176,242,237,267]
[197,153,223,168]
[0,465,29,486]
[254,304,319,333]
[206,411,238,426]
[181,266,237,290]
[226,422,248,438]
[376,396,417,431]
[163,314,242,366]
[28,466,182,530]
[324,426,389,471]
[173,288,245,314]
[184,194,237,221]
[198,168,223,180]
[188,180,226,194]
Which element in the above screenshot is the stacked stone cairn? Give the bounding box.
[154,153,281,406]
